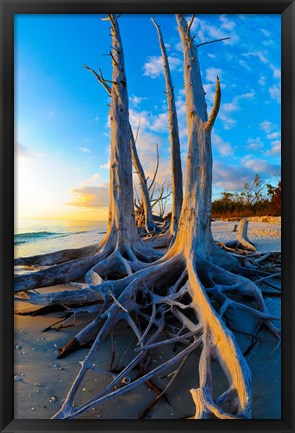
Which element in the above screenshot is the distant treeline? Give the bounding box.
[211,175,281,219]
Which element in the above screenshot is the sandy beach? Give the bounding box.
[14,218,281,419]
[10,11,284,423]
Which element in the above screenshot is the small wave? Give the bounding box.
[14,231,86,245]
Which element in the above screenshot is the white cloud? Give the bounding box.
[189,15,239,45]
[239,60,251,71]
[129,107,170,135]
[206,67,222,83]
[267,140,281,155]
[267,131,280,140]
[80,173,101,186]
[100,161,110,170]
[222,102,239,113]
[247,137,264,151]
[143,56,181,78]
[68,174,109,209]
[243,50,268,64]
[239,91,256,100]
[258,75,266,86]
[129,95,148,107]
[213,161,254,190]
[219,15,236,31]
[269,84,281,104]
[150,112,169,133]
[212,133,234,156]
[219,112,237,130]
[175,95,187,116]
[174,41,183,52]
[203,83,216,106]
[68,184,109,208]
[129,108,150,131]
[261,28,271,37]
[218,91,255,130]
[270,65,281,80]
[260,120,276,134]
[243,158,280,174]
[262,39,274,47]
[79,146,91,153]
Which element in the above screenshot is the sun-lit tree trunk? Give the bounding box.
[169,15,218,257]
[152,17,183,238]
[107,15,138,242]
[14,14,161,293]
[168,14,252,418]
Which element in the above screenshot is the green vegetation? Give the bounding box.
[212,175,281,218]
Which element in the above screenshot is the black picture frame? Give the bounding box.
[0,1,294,432]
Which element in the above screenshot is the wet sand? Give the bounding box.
[14,219,281,419]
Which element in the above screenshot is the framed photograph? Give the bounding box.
[1,1,294,432]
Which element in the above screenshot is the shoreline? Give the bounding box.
[14,219,281,419]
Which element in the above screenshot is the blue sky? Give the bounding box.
[15,14,281,221]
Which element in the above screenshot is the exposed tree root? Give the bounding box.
[23,245,278,420]
[144,229,173,249]
[14,14,281,421]
[14,233,162,293]
[14,243,99,267]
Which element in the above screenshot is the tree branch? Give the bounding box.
[205,76,221,133]
[134,118,141,144]
[187,14,195,40]
[148,143,159,192]
[83,64,111,95]
[197,37,230,48]
[109,14,117,35]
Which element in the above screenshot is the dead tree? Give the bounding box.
[15,15,279,420]
[226,218,257,252]
[130,126,158,232]
[82,68,157,234]
[14,15,162,296]
[151,17,183,239]
[133,143,164,228]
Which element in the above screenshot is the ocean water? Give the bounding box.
[14,219,108,258]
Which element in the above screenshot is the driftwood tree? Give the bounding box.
[152,17,183,239]
[15,15,280,420]
[14,15,162,308]
[82,71,158,234]
[226,218,257,252]
[133,142,168,228]
[131,134,158,232]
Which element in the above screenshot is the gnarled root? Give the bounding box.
[143,229,173,249]
[14,243,100,267]
[14,235,162,294]
[36,248,280,420]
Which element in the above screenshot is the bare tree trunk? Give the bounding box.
[83,66,157,233]
[130,128,157,232]
[107,15,138,243]
[14,15,161,293]
[226,218,256,252]
[152,17,183,238]
[170,15,251,417]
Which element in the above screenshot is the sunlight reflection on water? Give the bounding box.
[14,219,107,258]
